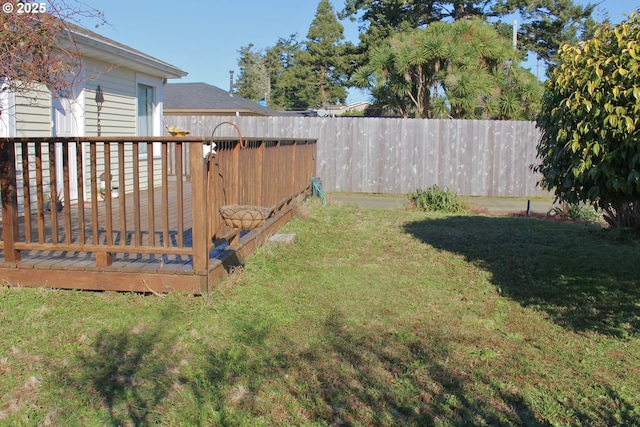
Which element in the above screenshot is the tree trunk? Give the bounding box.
[603,201,640,230]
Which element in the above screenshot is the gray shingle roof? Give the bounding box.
[164,83,282,115]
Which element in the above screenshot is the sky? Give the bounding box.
[79,0,640,105]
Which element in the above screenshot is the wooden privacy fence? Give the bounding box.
[0,136,317,294]
[165,115,546,197]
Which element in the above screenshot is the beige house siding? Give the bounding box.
[84,59,137,137]
[11,87,54,214]
[79,62,167,198]
[14,86,52,137]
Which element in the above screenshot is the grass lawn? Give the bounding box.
[1,199,639,426]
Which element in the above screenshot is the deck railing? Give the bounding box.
[0,136,317,277]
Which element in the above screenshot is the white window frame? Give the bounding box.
[135,75,163,159]
[0,77,16,137]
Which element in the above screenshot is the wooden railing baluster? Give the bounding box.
[90,142,99,246]
[146,142,155,247]
[162,143,169,248]
[35,143,45,244]
[48,142,59,244]
[21,142,32,243]
[103,142,113,247]
[132,142,141,247]
[175,141,184,248]
[76,139,86,245]
[117,143,126,246]
[62,142,72,244]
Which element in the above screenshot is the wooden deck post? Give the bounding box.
[0,139,21,262]
[190,141,209,291]
[95,252,113,267]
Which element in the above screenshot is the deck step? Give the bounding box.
[268,233,296,244]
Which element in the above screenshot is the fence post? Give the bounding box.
[0,139,21,262]
[190,140,209,291]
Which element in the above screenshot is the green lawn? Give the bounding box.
[1,200,639,426]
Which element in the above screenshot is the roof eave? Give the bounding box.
[65,30,187,79]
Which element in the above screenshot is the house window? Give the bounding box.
[137,83,155,156]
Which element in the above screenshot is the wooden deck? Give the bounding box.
[0,180,307,294]
[0,136,316,294]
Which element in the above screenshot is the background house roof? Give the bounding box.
[164,83,283,116]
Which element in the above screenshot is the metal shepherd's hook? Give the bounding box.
[211,121,245,149]
[203,121,245,162]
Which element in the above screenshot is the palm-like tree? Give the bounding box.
[353,19,541,119]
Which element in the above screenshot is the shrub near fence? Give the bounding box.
[164,115,546,198]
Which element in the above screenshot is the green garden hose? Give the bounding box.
[312,179,327,207]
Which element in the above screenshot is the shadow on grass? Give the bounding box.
[54,302,191,426]
[300,309,546,425]
[62,325,175,426]
[403,215,640,338]
[188,309,547,426]
[58,306,636,425]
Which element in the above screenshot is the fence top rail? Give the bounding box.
[213,137,317,143]
[1,136,317,145]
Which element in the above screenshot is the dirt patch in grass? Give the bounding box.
[508,210,602,225]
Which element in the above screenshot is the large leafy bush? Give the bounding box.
[534,11,640,229]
